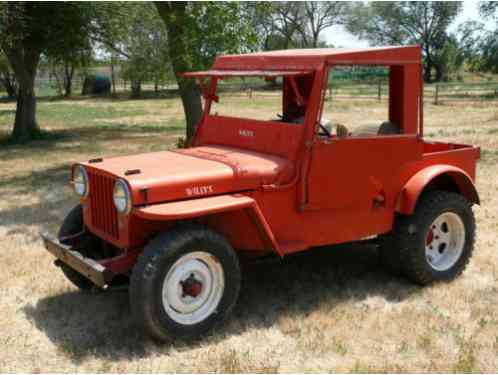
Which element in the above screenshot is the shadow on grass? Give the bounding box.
[0,163,70,191]
[23,242,419,363]
[0,124,182,162]
[34,89,182,103]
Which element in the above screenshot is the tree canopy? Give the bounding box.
[346,2,462,82]
[0,2,96,140]
[155,1,261,141]
[1,1,496,142]
[249,2,349,50]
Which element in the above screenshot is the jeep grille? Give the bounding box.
[87,171,119,239]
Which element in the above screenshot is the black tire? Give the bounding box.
[378,232,402,276]
[57,205,95,290]
[129,224,241,342]
[393,191,475,285]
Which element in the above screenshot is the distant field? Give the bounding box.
[0,94,497,372]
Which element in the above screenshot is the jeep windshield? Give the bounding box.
[182,70,315,123]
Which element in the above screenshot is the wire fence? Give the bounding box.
[2,76,498,104]
[215,79,498,104]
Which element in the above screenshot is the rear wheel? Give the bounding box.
[129,224,240,342]
[394,191,475,285]
[378,232,402,276]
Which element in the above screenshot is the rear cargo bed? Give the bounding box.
[422,140,480,180]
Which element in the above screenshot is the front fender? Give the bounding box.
[134,194,281,255]
[396,164,479,215]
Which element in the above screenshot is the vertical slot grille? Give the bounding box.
[87,171,119,239]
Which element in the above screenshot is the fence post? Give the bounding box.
[434,84,439,105]
[248,88,252,99]
[377,80,382,101]
[329,86,332,101]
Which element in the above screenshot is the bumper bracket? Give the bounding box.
[40,232,112,287]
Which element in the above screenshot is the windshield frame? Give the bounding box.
[198,73,315,125]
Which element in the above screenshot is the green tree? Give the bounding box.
[46,38,93,97]
[104,3,170,98]
[92,3,171,98]
[155,2,258,141]
[433,36,464,81]
[346,2,462,82]
[248,2,347,51]
[457,2,498,75]
[0,50,16,98]
[477,2,498,73]
[297,2,350,48]
[0,2,95,140]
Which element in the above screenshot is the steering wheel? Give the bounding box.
[317,123,332,137]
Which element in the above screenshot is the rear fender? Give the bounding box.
[396,164,479,215]
[134,194,281,255]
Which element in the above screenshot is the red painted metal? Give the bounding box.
[211,46,421,70]
[87,170,119,239]
[67,46,479,277]
[99,248,140,276]
[135,194,255,220]
[181,69,313,78]
[396,163,480,215]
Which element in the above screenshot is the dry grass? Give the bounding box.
[0,95,497,372]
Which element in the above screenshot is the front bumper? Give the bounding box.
[40,232,112,287]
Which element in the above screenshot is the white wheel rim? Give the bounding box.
[425,212,466,272]
[162,251,225,325]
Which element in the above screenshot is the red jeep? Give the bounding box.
[42,46,480,341]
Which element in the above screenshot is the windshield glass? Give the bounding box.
[208,74,314,124]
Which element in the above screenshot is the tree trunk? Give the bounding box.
[63,63,74,97]
[423,60,433,83]
[434,65,444,83]
[2,42,41,140]
[51,67,63,96]
[156,2,202,142]
[110,57,116,95]
[178,79,202,140]
[1,75,17,98]
[131,80,141,98]
[13,79,38,139]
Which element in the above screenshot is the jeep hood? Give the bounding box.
[81,145,293,205]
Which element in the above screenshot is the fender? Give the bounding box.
[134,194,281,255]
[396,164,480,215]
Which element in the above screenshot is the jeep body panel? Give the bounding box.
[135,194,282,255]
[396,146,480,215]
[53,46,479,283]
[134,194,256,220]
[81,147,291,206]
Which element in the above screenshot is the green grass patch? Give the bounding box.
[93,119,185,133]
[37,104,148,126]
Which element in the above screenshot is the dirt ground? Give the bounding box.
[0,95,497,372]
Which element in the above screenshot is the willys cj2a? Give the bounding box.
[41,45,480,341]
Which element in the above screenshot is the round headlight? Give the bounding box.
[113,179,131,214]
[73,165,88,197]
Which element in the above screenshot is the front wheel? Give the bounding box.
[129,225,240,342]
[58,205,96,290]
[396,191,476,285]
